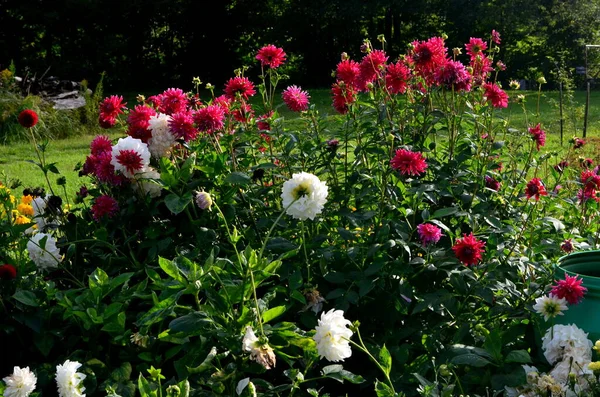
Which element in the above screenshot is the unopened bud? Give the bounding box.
[195,191,212,210]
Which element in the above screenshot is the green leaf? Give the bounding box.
[505,350,531,364]
[187,346,218,374]
[89,267,109,300]
[321,365,365,384]
[169,311,215,333]
[137,374,157,397]
[375,380,395,397]
[158,256,186,284]
[379,344,392,376]
[164,192,192,215]
[224,172,251,185]
[13,290,39,307]
[262,305,287,323]
[450,354,492,367]
[432,207,458,219]
[483,329,503,362]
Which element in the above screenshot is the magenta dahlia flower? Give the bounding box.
[256,44,287,69]
[390,149,427,177]
[282,85,310,112]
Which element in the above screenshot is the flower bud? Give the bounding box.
[537,76,547,84]
[452,47,462,57]
[509,80,520,90]
[195,191,212,210]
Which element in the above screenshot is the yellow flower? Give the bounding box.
[17,203,34,217]
[589,361,600,372]
[594,340,600,352]
[15,215,31,225]
[21,195,33,205]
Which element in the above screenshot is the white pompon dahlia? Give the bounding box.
[56,360,86,397]
[281,172,328,220]
[3,366,37,397]
[110,136,150,178]
[542,324,592,365]
[313,309,353,362]
[27,232,62,269]
[148,113,176,158]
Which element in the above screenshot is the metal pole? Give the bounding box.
[559,81,564,146]
[584,46,589,138]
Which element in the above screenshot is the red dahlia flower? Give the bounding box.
[99,95,127,124]
[525,178,548,200]
[434,60,471,92]
[528,123,546,151]
[256,44,287,69]
[390,149,428,177]
[385,62,410,94]
[331,83,357,114]
[169,110,198,141]
[158,88,188,115]
[417,223,442,246]
[409,37,447,84]
[224,76,256,100]
[573,138,585,149]
[90,135,113,156]
[465,37,488,59]
[560,239,574,254]
[257,111,274,131]
[18,109,39,128]
[127,105,156,143]
[551,274,587,305]
[554,161,569,173]
[0,264,17,280]
[358,49,388,90]
[483,83,508,108]
[194,105,225,134]
[282,85,310,112]
[336,59,360,88]
[491,30,501,45]
[233,102,254,123]
[485,176,501,191]
[452,233,486,266]
[91,195,119,221]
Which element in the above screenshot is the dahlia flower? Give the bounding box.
[3,366,37,397]
[541,324,592,365]
[169,110,198,141]
[158,88,188,115]
[195,191,212,210]
[194,104,225,133]
[417,223,442,246]
[127,105,156,142]
[313,309,353,362]
[390,149,428,177]
[525,178,547,201]
[282,85,310,112]
[242,327,276,369]
[281,172,328,221]
[452,232,486,266]
[90,135,113,156]
[27,232,62,270]
[465,37,488,59]
[483,83,508,108]
[409,36,447,84]
[336,59,360,87]
[98,95,126,126]
[233,102,254,123]
[358,49,388,90]
[551,274,587,305]
[491,30,501,45]
[484,175,501,191]
[18,109,38,128]
[528,123,546,151]
[224,76,256,100]
[533,294,568,322]
[256,44,286,69]
[91,195,119,222]
[434,60,471,92]
[56,360,86,397]
[331,82,357,114]
[385,61,410,94]
[0,263,17,280]
[110,136,150,178]
[561,239,574,253]
[147,113,176,158]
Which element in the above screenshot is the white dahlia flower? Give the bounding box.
[31,196,47,230]
[533,294,568,322]
[313,309,353,362]
[27,232,62,269]
[110,136,150,178]
[281,172,328,220]
[147,113,176,158]
[56,360,86,397]
[542,324,592,365]
[133,169,162,198]
[242,326,276,369]
[3,366,37,397]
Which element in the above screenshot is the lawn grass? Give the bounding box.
[2,88,600,199]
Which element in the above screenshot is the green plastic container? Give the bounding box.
[554,250,600,341]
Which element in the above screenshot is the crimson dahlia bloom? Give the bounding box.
[409,37,447,84]
[331,83,357,114]
[390,149,427,177]
[452,233,486,266]
[127,105,156,143]
[525,178,548,200]
[434,60,471,92]
[551,274,587,305]
[581,169,600,191]
[233,102,254,123]
[90,135,113,156]
[194,105,225,134]
[18,109,38,128]
[528,123,546,151]
[99,95,126,123]
[336,59,360,88]
[385,62,410,94]
[213,95,232,114]
[554,161,569,173]
[573,138,585,149]
[257,111,274,131]
[169,110,198,141]
[256,45,286,69]
[465,37,488,59]
[485,176,501,191]
[491,30,501,45]
[417,223,442,246]
[282,85,310,112]
[91,195,119,221]
[483,83,508,108]
[0,264,17,280]
[158,88,188,115]
[224,76,256,100]
[358,50,388,90]
[560,239,574,254]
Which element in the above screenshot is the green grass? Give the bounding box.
[2,89,600,199]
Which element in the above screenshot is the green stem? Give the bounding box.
[348,328,396,393]
[300,220,311,285]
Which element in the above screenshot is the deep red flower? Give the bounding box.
[169,110,198,141]
[409,37,448,84]
[90,135,113,156]
[554,160,569,173]
[525,178,548,200]
[99,95,126,123]
[98,116,116,129]
[385,62,410,94]
[582,158,594,168]
[551,274,587,305]
[331,82,357,114]
[224,76,256,100]
[282,85,310,112]
[115,150,144,176]
[158,88,188,115]
[528,123,546,151]
[491,30,501,45]
[256,44,287,69]
[336,59,360,87]
[193,105,225,134]
[561,239,574,254]
[483,83,508,108]
[417,223,442,246]
[127,105,156,143]
[390,149,428,177]
[434,60,471,92]
[91,195,119,222]
[233,102,254,123]
[213,95,232,115]
[0,264,17,280]
[257,111,274,131]
[581,169,600,191]
[358,49,388,90]
[485,175,501,191]
[18,109,38,128]
[452,233,486,266]
[465,37,488,59]
[470,55,494,86]
[573,138,585,149]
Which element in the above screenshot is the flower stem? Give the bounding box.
[347,328,396,393]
